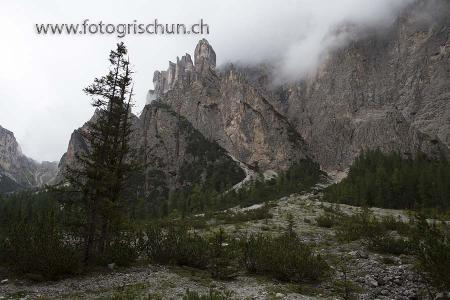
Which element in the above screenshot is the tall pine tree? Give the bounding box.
[65,42,135,263]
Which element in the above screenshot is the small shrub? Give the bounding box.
[215,206,272,224]
[141,225,239,279]
[100,233,140,267]
[316,213,337,228]
[412,217,450,290]
[208,230,239,280]
[242,231,329,283]
[380,215,411,235]
[381,257,397,265]
[182,289,232,300]
[367,235,412,255]
[142,225,209,269]
[335,209,384,242]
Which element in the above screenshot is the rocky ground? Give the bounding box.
[0,175,440,300]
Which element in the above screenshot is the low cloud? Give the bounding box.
[0,0,417,161]
[208,0,415,82]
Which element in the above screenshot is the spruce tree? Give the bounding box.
[65,42,135,263]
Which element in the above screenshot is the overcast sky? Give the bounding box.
[0,0,413,162]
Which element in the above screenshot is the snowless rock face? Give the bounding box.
[259,0,450,170]
[166,0,447,171]
[60,0,449,186]
[56,102,245,197]
[0,125,58,192]
[148,2,449,171]
[149,40,310,171]
[194,38,216,73]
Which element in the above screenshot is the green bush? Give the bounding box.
[182,289,232,300]
[334,209,413,255]
[99,233,140,267]
[335,209,384,242]
[141,225,238,279]
[412,217,450,290]
[367,235,412,255]
[141,225,209,269]
[380,215,411,235]
[207,230,239,280]
[0,220,81,280]
[316,213,337,228]
[242,231,329,283]
[212,205,272,224]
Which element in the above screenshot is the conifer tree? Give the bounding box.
[65,42,135,263]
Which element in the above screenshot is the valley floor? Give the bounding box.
[0,175,439,300]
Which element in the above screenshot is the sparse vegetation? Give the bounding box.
[334,208,385,242]
[315,213,337,228]
[367,235,412,255]
[182,289,232,300]
[411,217,450,290]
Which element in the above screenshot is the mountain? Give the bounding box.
[57,102,246,202]
[266,0,450,170]
[58,0,449,191]
[0,125,58,193]
[148,39,310,171]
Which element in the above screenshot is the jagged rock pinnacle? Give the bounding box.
[194,38,216,73]
[147,39,216,102]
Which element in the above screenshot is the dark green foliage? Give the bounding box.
[334,209,413,256]
[64,43,137,263]
[168,159,324,216]
[213,206,272,224]
[0,192,82,279]
[141,225,239,278]
[332,257,362,300]
[141,225,209,269]
[411,217,450,290]
[315,213,337,228]
[0,174,24,194]
[140,223,330,284]
[241,231,329,283]
[224,159,324,209]
[325,149,450,210]
[0,223,81,280]
[98,232,140,267]
[208,229,239,280]
[380,215,412,235]
[335,208,385,242]
[182,289,232,300]
[106,284,149,300]
[367,235,412,255]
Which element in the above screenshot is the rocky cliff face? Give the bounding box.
[149,39,310,171]
[0,125,58,193]
[57,102,245,199]
[246,0,449,170]
[58,0,449,190]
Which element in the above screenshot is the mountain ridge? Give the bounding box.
[0,125,58,193]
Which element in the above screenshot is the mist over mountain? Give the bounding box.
[0,0,425,162]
